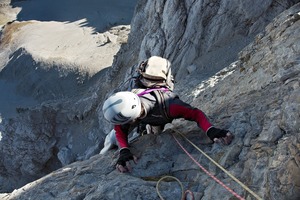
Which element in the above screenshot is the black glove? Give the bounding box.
[207,127,227,140]
[116,148,134,167]
[207,127,234,145]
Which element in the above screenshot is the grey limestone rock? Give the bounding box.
[0,0,299,200]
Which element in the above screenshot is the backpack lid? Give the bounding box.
[141,56,170,80]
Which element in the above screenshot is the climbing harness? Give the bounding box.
[171,129,263,200]
[156,175,194,200]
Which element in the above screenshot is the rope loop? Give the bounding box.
[156,175,194,200]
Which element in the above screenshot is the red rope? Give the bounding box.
[172,134,245,200]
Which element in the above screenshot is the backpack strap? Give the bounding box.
[132,88,172,122]
[136,87,169,96]
[152,90,172,122]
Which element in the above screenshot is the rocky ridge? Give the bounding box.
[0,0,299,200]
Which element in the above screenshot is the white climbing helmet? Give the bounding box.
[102,91,142,125]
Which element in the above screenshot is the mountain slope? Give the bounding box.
[0,1,299,200]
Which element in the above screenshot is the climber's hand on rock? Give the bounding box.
[116,148,138,173]
[207,127,234,145]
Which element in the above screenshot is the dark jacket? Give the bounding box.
[115,90,212,148]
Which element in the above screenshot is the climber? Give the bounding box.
[100,56,175,155]
[102,90,234,173]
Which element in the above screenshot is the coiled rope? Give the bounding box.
[156,175,194,200]
[156,176,183,199]
[171,129,263,200]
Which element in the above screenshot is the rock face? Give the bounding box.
[0,0,136,193]
[0,0,300,200]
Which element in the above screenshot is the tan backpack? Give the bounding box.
[136,56,174,91]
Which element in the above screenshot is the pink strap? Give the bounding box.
[137,88,169,96]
